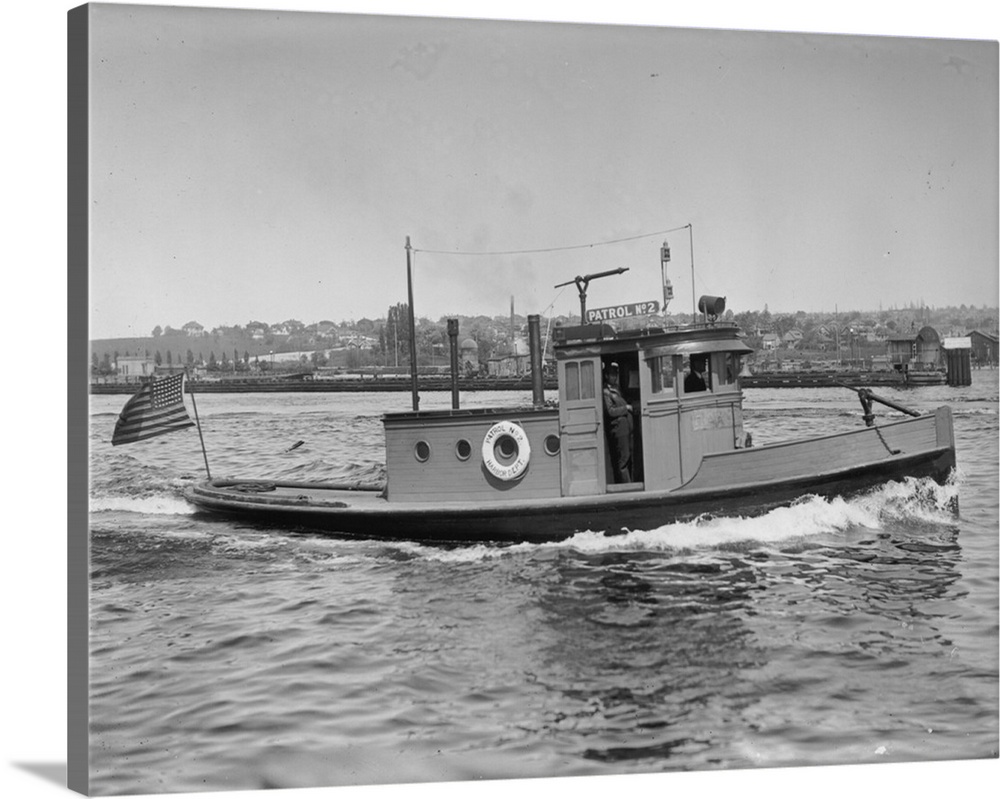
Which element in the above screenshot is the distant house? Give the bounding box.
[280,320,305,335]
[809,326,834,350]
[247,323,268,340]
[315,321,338,338]
[344,334,378,350]
[116,355,155,383]
[970,330,999,365]
[782,329,803,349]
[761,332,780,350]
[487,354,530,377]
[887,335,916,368]
[850,324,878,342]
[182,321,205,337]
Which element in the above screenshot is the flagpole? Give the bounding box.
[185,372,212,480]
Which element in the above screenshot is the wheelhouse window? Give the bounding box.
[712,352,741,391]
[648,354,679,396]
[564,360,596,401]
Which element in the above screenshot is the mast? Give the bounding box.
[405,236,419,411]
[688,223,696,317]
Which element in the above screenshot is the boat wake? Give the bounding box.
[563,474,961,554]
[391,475,962,562]
[89,493,196,516]
[89,452,200,516]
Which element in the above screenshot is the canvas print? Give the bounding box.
[70,2,998,795]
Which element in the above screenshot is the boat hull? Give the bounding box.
[184,408,956,543]
[906,371,947,386]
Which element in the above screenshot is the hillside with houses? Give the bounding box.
[731,305,998,371]
[91,303,999,381]
[92,307,559,379]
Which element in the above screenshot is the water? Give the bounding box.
[86,373,999,795]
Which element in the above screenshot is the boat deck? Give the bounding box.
[197,480,386,509]
[184,407,955,542]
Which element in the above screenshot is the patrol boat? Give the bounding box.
[185,297,957,543]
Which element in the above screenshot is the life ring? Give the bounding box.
[482,421,531,481]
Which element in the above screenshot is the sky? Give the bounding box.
[83,3,998,339]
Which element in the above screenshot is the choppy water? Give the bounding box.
[86,373,999,794]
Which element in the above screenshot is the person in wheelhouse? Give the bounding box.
[603,361,634,483]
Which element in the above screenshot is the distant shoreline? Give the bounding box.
[88,376,557,395]
[87,371,933,394]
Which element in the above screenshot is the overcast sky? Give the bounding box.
[86,3,998,339]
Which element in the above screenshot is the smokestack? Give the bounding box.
[447,318,460,410]
[528,314,544,407]
[510,296,515,354]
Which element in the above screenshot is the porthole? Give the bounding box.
[414,440,431,462]
[455,439,472,461]
[544,434,561,456]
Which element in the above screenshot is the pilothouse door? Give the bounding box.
[557,357,605,496]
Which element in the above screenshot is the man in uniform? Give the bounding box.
[685,354,708,392]
[603,362,633,483]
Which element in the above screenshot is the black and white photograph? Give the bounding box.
[11,2,1000,798]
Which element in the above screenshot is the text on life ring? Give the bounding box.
[482,421,531,481]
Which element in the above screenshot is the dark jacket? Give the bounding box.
[603,384,632,432]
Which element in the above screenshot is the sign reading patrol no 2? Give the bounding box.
[585,300,661,324]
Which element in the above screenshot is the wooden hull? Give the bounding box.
[184,408,956,543]
[906,370,947,386]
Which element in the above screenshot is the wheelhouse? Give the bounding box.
[553,321,752,496]
[381,316,752,504]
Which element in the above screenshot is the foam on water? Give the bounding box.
[577,475,960,552]
[855,472,963,523]
[90,494,196,515]
[566,497,880,554]
[397,476,961,563]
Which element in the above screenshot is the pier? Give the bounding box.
[89,375,560,395]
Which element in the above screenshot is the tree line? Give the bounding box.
[93,301,998,377]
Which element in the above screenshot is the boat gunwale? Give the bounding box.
[382,404,559,423]
[186,408,955,517]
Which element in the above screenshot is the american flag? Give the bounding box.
[112,373,195,446]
